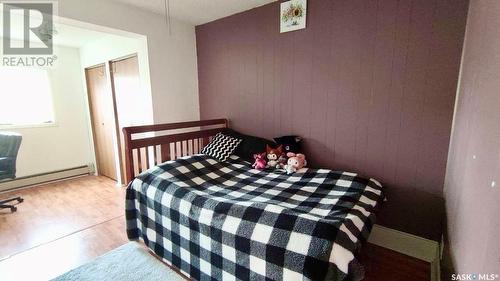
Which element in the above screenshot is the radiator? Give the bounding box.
[0,165,93,193]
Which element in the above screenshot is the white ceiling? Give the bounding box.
[53,24,116,48]
[1,9,133,48]
[2,0,278,48]
[3,21,127,48]
[110,0,276,25]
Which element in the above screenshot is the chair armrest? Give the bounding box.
[0,157,14,172]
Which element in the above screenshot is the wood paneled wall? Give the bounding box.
[444,0,500,273]
[196,0,468,195]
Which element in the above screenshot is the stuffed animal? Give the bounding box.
[274,136,302,155]
[284,152,307,174]
[274,136,303,169]
[266,145,283,169]
[252,152,267,170]
[277,154,288,169]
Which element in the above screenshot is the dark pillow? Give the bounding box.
[222,129,275,163]
[201,133,242,162]
[273,135,302,154]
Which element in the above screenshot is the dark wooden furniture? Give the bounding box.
[122,119,228,184]
[121,120,435,279]
[359,243,431,281]
[376,188,445,242]
[368,188,444,281]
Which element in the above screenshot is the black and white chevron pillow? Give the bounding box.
[201,133,242,162]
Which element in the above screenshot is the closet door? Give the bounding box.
[110,55,140,183]
[85,65,118,181]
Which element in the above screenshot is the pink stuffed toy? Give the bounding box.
[252,152,267,170]
[284,152,307,174]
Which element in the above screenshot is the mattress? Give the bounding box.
[126,154,384,281]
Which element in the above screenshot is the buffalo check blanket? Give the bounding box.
[126,155,384,281]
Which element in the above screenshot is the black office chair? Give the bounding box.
[0,132,23,212]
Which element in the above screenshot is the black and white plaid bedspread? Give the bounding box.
[126,155,384,281]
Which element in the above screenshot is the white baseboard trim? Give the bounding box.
[0,165,92,193]
[368,224,441,281]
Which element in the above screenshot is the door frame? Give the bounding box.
[110,53,138,64]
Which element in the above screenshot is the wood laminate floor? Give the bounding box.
[0,176,430,281]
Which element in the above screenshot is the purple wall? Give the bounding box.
[197,0,468,196]
[444,0,500,273]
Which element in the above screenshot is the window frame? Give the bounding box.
[0,67,57,129]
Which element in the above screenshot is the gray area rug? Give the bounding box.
[52,242,185,281]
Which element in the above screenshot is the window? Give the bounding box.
[0,67,55,127]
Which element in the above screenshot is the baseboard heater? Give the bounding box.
[0,165,93,193]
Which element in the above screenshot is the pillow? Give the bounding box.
[222,129,275,163]
[201,133,242,162]
[273,135,302,154]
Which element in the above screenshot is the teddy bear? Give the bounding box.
[284,152,307,174]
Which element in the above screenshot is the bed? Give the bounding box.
[123,119,384,281]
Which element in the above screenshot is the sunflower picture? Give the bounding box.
[280,0,307,33]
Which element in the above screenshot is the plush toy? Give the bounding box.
[284,152,307,174]
[274,136,303,169]
[252,152,267,170]
[266,145,283,169]
[277,154,288,169]
[274,136,302,155]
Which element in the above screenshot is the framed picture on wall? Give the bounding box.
[280,0,307,33]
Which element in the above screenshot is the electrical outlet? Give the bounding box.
[472,155,477,159]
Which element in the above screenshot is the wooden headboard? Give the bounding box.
[122,119,228,184]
